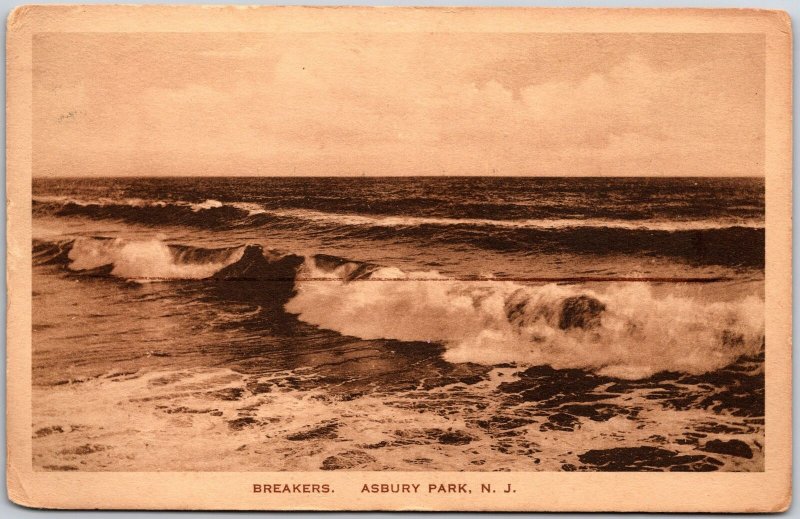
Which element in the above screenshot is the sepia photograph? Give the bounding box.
[6,5,792,512]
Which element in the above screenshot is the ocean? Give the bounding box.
[31,176,765,471]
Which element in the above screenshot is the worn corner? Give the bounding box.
[6,461,38,509]
[6,5,37,33]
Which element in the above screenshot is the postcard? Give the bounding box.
[6,5,792,511]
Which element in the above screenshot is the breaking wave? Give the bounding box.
[34,237,764,380]
[33,237,301,282]
[68,237,245,279]
[287,260,764,379]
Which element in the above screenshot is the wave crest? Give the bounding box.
[265,208,765,232]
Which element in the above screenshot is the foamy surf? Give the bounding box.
[32,365,764,472]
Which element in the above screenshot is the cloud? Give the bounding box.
[33,34,764,176]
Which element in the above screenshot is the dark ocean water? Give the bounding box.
[31,177,765,472]
[33,177,765,275]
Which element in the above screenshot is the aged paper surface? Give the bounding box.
[6,5,792,511]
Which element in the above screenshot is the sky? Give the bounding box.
[33,32,765,177]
